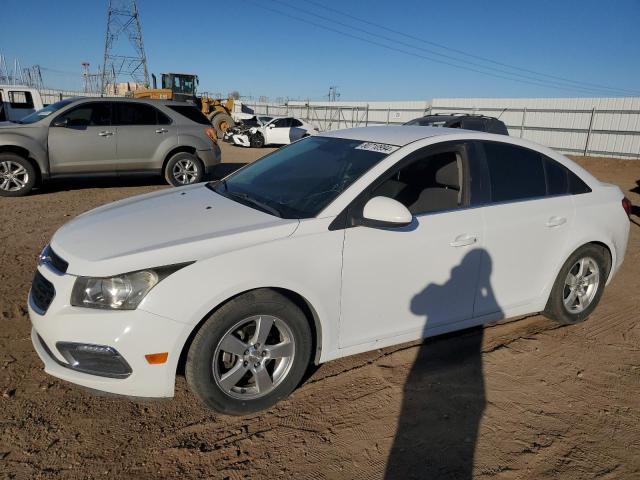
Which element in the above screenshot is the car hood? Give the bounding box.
[51,184,299,277]
[0,121,42,131]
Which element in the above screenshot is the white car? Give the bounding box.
[228,116,317,148]
[222,115,273,144]
[29,127,630,415]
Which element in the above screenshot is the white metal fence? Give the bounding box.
[238,97,640,159]
[39,88,103,105]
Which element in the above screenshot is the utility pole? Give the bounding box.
[101,0,149,95]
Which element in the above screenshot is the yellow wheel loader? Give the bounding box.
[133,73,235,138]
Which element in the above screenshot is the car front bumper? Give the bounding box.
[28,264,190,398]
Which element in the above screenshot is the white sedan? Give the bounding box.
[228,116,317,147]
[29,126,630,414]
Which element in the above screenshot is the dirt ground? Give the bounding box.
[1,143,639,479]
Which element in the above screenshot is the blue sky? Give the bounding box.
[1,0,638,100]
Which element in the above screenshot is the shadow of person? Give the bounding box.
[385,249,503,480]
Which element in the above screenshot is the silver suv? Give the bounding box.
[0,97,221,196]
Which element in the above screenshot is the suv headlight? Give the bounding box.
[70,263,191,310]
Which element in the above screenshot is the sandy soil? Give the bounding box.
[1,143,639,479]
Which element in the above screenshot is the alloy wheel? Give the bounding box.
[563,257,600,314]
[213,315,295,400]
[0,161,29,192]
[172,159,199,184]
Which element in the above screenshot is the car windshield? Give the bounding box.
[18,99,74,124]
[258,116,273,125]
[208,136,393,219]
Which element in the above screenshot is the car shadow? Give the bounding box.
[385,249,502,479]
[30,163,249,195]
[33,175,167,195]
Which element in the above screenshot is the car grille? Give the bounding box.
[31,271,55,314]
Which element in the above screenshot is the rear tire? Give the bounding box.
[186,289,312,415]
[164,152,204,187]
[0,153,36,197]
[211,113,235,139]
[543,244,609,325]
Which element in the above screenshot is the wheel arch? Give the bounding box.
[161,145,198,174]
[0,145,43,184]
[176,286,324,376]
[543,239,615,309]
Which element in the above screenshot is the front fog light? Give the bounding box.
[56,342,132,378]
[70,263,192,310]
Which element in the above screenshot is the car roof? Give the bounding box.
[69,97,196,107]
[319,125,460,146]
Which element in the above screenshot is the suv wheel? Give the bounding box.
[186,289,312,415]
[164,152,204,187]
[544,244,609,324]
[0,153,36,197]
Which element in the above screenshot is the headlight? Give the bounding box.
[70,263,191,310]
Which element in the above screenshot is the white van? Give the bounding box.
[0,86,44,122]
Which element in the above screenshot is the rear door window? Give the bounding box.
[115,102,165,125]
[167,105,210,125]
[543,156,569,196]
[482,141,546,203]
[461,118,486,131]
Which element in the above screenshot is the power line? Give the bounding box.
[248,0,638,96]
[298,0,639,97]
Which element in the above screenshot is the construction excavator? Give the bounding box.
[133,72,235,138]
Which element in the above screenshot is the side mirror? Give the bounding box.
[52,118,68,127]
[360,196,413,228]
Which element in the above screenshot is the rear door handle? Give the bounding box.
[449,234,477,247]
[98,131,114,137]
[546,216,567,227]
[155,128,168,134]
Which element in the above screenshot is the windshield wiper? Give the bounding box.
[226,191,282,217]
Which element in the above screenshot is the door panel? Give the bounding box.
[340,210,484,348]
[265,118,292,145]
[48,102,117,174]
[114,102,177,171]
[476,196,574,315]
[473,140,576,315]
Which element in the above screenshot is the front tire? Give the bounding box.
[0,153,36,197]
[164,152,204,187]
[211,113,235,139]
[544,244,609,325]
[186,289,312,415]
[249,132,265,148]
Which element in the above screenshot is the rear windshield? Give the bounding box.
[168,105,210,125]
[208,136,393,218]
[405,117,449,127]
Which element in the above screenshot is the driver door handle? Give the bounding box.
[98,131,114,137]
[155,128,168,134]
[449,234,477,247]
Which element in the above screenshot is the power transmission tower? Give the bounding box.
[101,0,149,95]
[328,85,340,102]
[82,62,103,93]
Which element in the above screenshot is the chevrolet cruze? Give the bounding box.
[28,126,630,414]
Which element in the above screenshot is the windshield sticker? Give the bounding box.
[355,142,399,154]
